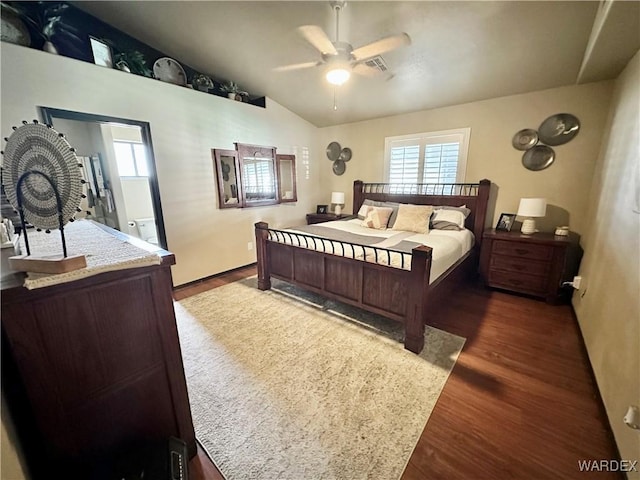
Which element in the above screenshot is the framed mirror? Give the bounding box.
[40,107,168,249]
[236,143,277,207]
[212,149,242,208]
[276,154,297,203]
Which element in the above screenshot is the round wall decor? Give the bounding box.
[512,129,538,151]
[538,113,580,146]
[522,145,555,171]
[338,147,352,162]
[332,160,346,175]
[326,141,341,161]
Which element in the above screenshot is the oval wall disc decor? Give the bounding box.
[338,147,352,162]
[332,159,346,175]
[326,141,341,161]
[522,144,555,171]
[512,129,538,151]
[2,122,83,230]
[538,113,580,146]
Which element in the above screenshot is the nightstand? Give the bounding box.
[479,229,582,304]
[306,213,351,225]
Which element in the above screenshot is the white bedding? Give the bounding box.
[281,219,474,284]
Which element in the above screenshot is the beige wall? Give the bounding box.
[1,43,323,286]
[573,51,640,473]
[318,82,613,235]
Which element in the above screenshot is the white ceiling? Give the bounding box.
[74,1,640,128]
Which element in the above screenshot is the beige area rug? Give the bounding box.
[175,277,465,480]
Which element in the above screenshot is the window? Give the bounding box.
[384,128,470,186]
[113,141,149,177]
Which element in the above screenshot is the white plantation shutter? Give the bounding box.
[389,142,420,183]
[243,158,275,196]
[385,128,470,184]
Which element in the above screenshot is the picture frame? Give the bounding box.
[89,36,113,68]
[496,213,516,232]
[316,204,328,214]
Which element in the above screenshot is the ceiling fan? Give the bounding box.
[275,1,411,86]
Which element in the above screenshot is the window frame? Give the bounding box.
[383,127,471,184]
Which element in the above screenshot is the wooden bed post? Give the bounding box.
[353,180,364,215]
[254,222,271,291]
[473,179,491,251]
[405,245,432,354]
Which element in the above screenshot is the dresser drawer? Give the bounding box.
[490,255,550,276]
[488,270,547,294]
[492,240,553,261]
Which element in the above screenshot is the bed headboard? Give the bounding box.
[353,179,491,248]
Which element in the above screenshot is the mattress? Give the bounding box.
[277,219,474,284]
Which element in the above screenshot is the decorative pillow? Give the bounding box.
[357,199,400,227]
[361,206,393,230]
[391,204,433,234]
[431,209,466,230]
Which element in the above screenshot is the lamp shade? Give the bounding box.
[517,198,547,218]
[331,191,345,204]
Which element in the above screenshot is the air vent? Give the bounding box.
[364,56,388,72]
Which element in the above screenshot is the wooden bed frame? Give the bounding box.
[254,179,491,354]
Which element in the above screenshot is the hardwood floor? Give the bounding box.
[180,265,621,480]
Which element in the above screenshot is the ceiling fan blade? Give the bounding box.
[273,61,322,72]
[297,25,338,55]
[352,63,383,77]
[352,33,411,61]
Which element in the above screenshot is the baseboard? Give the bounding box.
[172,263,256,292]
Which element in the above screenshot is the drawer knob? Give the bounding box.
[510,279,523,286]
[512,264,525,271]
[515,248,529,255]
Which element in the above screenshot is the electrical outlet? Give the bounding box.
[573,276,582,290]
[247,241,253,251]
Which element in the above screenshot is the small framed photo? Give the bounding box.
[89,36,113,68]
[496,213,516,232]
[316,205,328,214]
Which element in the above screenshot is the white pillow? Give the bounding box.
[392,204,433,234]
[434,204,471,218]
[431,209,466,229]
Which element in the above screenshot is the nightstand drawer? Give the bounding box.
[492,240,553,261]
[490,255,550,276]
[488,270,547,293]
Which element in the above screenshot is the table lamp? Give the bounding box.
[517,198,547,234]
[331,191,345,216]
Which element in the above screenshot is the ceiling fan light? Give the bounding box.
[326,68,350,86]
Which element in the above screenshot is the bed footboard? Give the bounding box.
[254,221,432,353]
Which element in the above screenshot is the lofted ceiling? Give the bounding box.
[73,1,640,128]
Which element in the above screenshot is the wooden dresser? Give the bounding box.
[479,229,582,304]
[1,224,196,479]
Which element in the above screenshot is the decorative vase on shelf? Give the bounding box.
[42,40,58,54]
[116,60,131,73]
[191,73,213,92]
